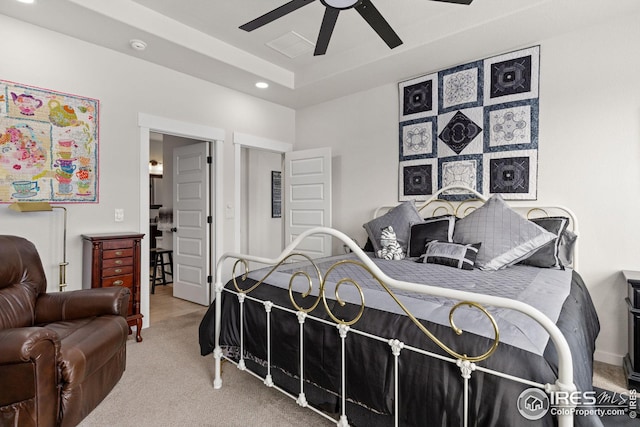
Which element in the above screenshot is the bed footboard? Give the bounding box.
[212,227,579,427]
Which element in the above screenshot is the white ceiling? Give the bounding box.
[2,0,639,109]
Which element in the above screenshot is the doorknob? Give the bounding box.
[170,227,177,232]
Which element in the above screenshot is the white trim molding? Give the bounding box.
[138,113,225,324]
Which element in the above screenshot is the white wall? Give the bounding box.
[295,13,640,364]
[0,15,295,321]
[244,149,283,258]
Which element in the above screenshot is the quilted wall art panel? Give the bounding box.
[398,45,539,201]
[0,80,99,203]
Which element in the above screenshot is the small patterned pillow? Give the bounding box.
[418,241,481,270]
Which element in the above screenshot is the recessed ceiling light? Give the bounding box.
[129,39,147,51]
[255,82,269,89]
[16,0,36,4]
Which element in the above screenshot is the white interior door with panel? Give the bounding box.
[284,147,332,258]
[173,142,211,305]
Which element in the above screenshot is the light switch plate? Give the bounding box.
[115,208,124,222]
[225,204,234,219]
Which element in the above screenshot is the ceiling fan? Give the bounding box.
[240,0,474,56]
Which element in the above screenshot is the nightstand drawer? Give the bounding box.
[103,257,133,269]
[103,265,133,277]
[101,274,134,289]
[103,248,134,259]
[103,240,134,250]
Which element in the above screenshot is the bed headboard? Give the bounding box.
[373,185,579,268]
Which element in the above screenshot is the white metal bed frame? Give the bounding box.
[212,186,581,427]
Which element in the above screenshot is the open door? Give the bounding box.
[172,142,211,305]
[284,147,332,258]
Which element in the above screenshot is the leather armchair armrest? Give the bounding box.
[0,327,60,365]
[0,327,60,425]
[34,287,131,324]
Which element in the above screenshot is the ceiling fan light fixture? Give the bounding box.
[321,0,359,10]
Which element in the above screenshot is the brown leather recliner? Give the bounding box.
[0,235,130,427]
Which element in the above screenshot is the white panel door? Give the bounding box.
[284,147,332,258]
[173,142,211,305]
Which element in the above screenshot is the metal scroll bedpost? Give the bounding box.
[212,227,577,427]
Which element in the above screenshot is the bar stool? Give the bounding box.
[150,248,173,294]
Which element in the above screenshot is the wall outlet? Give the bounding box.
[115,208,124,222]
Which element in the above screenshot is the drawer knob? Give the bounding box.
[113,280,124,286]
[115,251,123,256]
[115,268,122,273]
[115,260,123,265]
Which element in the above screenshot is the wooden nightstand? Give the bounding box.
[623,270,640,390]
[82,232,145,342]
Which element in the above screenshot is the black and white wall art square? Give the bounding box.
[398,46,539,201]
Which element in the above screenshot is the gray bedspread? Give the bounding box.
[253,253,572,355]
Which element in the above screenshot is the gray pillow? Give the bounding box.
[453,194,556,271]
[519,217,569,269]
[363,201,423,254]
[558,229,578,267]
[408,216,456,257]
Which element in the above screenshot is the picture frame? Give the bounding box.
[271,170,281,218]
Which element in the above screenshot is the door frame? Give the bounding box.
[233,132,292,252]
[139,113,225,327]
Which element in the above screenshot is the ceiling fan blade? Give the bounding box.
[240,0,316,32]
[355,0,402,49]
[314,7,340,56]
[428,0,474,5]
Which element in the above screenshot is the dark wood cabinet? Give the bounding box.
[82,232,145,342]
[623,270,640,390]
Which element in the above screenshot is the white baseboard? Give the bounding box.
[594,349,624,366]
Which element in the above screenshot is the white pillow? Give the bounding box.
[453,194,556,270]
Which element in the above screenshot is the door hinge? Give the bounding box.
[207,275,212,284]
[207,216,212,224]
[207,156,212,164]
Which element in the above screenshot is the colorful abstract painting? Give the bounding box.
[398,46,539,201]
[0,80,99,203]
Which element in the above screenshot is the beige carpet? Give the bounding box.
[79,309,333,427]
[79,309,628,427]
[593,360,628,394]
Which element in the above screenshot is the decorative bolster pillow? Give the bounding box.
[417,241,482,270]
